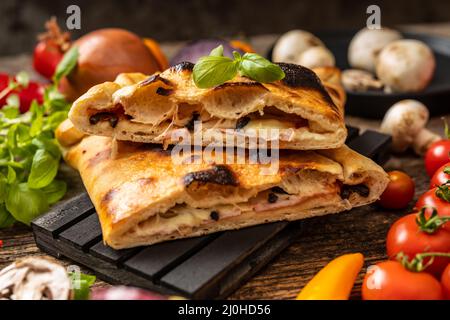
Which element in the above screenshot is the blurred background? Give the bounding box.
[2,0,450,56]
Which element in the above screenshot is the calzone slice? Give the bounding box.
[59,127,388,249]
[68,63,347,150]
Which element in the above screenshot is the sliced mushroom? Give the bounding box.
[0,257,71,300]
[342,69,383,92]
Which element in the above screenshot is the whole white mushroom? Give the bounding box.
[380,99,441,154]
[297,46,335,69]
[272,30,324,64]
[348,27,402,72]
[375,39,436,93]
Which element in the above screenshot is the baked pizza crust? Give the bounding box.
[59,128,388,249]
[68,63,347,150]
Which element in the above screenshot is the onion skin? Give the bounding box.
[60,28,160,101]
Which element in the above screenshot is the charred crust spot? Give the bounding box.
[268,192,278,203]
[235,116,251,130]
[184,165,239,187]
[89,112,119,128]
[139,74,172,87]
[341,184,370,199]
[156,87,173,96]
[210,211,219,221]
[185,111,200,131]
[213,81,268,91]
[271,186,289,194]
[171,61,195,72]
[276,63,337,109]
[139,74,158,87]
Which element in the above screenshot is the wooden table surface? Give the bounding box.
[0,25,449,300]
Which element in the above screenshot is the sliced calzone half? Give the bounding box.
[61,131,388,249]
[68,63,347,150]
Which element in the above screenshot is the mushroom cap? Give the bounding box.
[342,69,383,92]
[348,27,402,73]
[0,257,71,300]
[375,39,436,93]
[297,46,335,69]
[272,30,324,63]
[380,99,430,152]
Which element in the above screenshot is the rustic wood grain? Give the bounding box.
[0,27,449,299]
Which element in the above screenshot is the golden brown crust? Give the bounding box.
[68,63,347,150]
[62,132,388,249]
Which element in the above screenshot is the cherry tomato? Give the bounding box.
[386,213,450,277]
[442,264,450,299]
[378,171,415,209]
[17,81,44,113]
[0,73,44,112]
[425,140,450,177]
[430,162,450,188]
[0,73,9,105]
[416,188,450,231]
[362,260,443,300]
[33,40,64,79]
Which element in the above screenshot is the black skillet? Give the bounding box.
[267,30,450,119]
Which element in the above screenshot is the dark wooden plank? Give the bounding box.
[89,241,142,265]
[345,125,360,143]
[159,222,286,298]
[123,235,215,280]
[58,213,102,251]
[347,130,392,164]
[34,232,180,297]
[31,192,94,237]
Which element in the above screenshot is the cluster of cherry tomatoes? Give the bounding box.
[363,134,450,300]
[0,32,65,112]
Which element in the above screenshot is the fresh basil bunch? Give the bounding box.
[193,45,285,88]
[0,46,78,227]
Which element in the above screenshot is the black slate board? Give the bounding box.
[31,126,391,299]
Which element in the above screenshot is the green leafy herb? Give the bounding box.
[42,179,67,204]
[53,46,79,83]
[69,272,96,300]
[28,149,59,189]
[0,47,78,227]
[6,183,49,225]
[192,45,285,88]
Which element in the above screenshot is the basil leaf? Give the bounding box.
[0,173,7,202]
[32,136,61,158]
[42,180,66,204]
[69,272,96,300]
[53,46,79,83]
[27,149,59,189]
[43,110,69,131]
[210,45,224,57]
[6,182,48,225]
[239,53,285,83]
[0,203,15,228]
[1,105,19,119]
[193,56,238,89]
[7,166,16,184]
[15,124,31,145]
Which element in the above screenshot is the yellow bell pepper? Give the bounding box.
[296,253,364,300]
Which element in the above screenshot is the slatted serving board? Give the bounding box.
[31,126,391,299]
